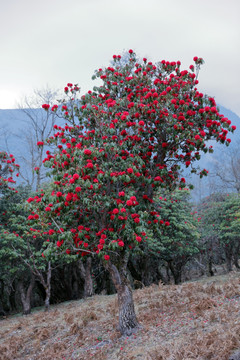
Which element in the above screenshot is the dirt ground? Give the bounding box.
[1,272,240,360]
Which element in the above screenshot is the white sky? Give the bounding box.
[0,0,239,116]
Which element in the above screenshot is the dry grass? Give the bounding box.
[1,272,240,360]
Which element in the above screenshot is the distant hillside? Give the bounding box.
[189,105,240,202]
[0,109,32,162]
[0,109,65,187]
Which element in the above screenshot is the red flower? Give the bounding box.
[118,241,124,247]
[129,49,133,54]
[112,208,119,214]
[42,104,50,110]
[104,254,110,261]
[84,149,92,155]
[154,176,163,182]
[45,207,51,212]
[51,104,58,111]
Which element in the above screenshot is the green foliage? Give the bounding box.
[154,189,200,262]
[197,193,240,268]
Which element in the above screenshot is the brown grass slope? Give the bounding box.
[1,272,240,360]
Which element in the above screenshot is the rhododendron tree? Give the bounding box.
[28,50,235,335]
[0,151,19,195]
[0,186,76,313]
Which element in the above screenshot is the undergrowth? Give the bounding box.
[1,272,240,360]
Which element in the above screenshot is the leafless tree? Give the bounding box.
[17,86,60,191]
[212,145,240,194]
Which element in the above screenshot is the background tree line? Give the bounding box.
[1,176,240,316]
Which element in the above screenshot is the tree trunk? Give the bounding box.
[233,244,240,269]
[72,264,80,299]
[0,279,6,316]
[234,257,240,269]
[141,257,152,286]
[166,264,171,284]
[168,261,182,285]
[106,257,140,336]
[207,256,214,277]
[18,276,35,315]
[34,261,52,311]
[84,258,93,297]
[78,258,93,298]
[44,261,52,311]
[226,256,233,272]
[225,247,233,272]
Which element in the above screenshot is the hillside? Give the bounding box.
[1,272,240,360]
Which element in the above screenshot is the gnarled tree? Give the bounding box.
[27,50,235,335]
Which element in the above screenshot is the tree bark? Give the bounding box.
[0,279,6,315]
[18,276,35,315]
[225,247,233,272]
[234,257,240,269]
[33,261,52,311]
[233,244,240,269]
[72,264,80,299]
[44,261,51,311]
[78,258,93,298]
[226,256,233,272]
[168,260,182,285]
[207,256,214,277]
[106,256,140,336]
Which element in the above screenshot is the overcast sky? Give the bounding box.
[0,0,239,116]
